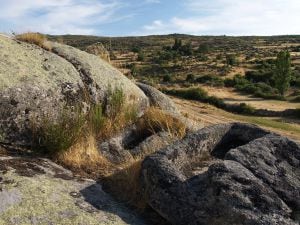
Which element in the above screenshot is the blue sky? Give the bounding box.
[0,0,300,36]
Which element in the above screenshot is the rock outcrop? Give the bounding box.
[85,42,110,62]
[0,36,148,145]
[99,125,178,164]
[0,152,146,225]
[136,83,179,114]
[141,123,300,225]
[137,83,202,131]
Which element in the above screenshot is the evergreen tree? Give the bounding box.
[274,51,291,96]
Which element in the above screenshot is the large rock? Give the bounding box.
[0,36,148,145]
[136,83,179,114]
[99,125,178,164]
[50,41,148,108]
[85,42,110,62]
[141,123,300,225]
[0,153,147,225]
[137,83,202,131]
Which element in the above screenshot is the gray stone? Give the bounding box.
[50,42,148,110]
[137,82,179,114]
[0,155,147,225]
[0,36,149,145]
[141,123,299,225]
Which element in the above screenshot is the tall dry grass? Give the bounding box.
[30,88,139,176]
[137,107,187,139]
[15,32,52,51]
[56,134,111,176]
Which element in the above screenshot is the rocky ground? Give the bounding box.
[0,148,147,225]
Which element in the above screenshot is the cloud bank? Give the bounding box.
[0,0,122,34]
[142,0,300,35]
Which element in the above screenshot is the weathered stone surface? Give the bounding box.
[99,125,178,164]
[141,123,300,225]
[0,36,84,145]
[85,42,110,62]
[0,36,149,145]
[129,131,176,158]
[0,156,147,225]
[137,83,202,131]
[50,42,148,109]
[137,83,179,114]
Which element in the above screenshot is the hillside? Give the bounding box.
[0,34,299,225]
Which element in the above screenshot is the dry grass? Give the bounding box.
[55,134,111,176]
[103,160,147,208]
[137,107,187,139]
[15,32,52,51]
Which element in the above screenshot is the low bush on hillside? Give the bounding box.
[164,87,257,115]
[225,74,283,100]
[195,74,224,87]
[15,32,52,51]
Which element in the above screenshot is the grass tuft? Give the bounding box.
[137,107,186,139]
[15,32,52,51]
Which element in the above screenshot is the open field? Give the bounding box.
[200,85,300,111]
[172,96,300,142]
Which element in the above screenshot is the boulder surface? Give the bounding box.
[0,36,148,145]
[141,123,300,225]
[0,152,147,225]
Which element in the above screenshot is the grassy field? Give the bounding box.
[172,97,300,142]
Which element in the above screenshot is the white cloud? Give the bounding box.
[145,0,160,3]
[142,0,300,35]
[0,0,123,34]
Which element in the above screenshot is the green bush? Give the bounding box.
[163,74,172,82]
[195,75,224,87]
[164,87,208,101]
[237,103,255,115]
[107,87,125,118]
[186,74,195,82]
[31,107,85,154]
[225,74,281,100]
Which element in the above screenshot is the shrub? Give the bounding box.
[237,103,255,115]
[106,87,125,119]
[15,32,52,51]
[226,54,238,66]
[186,74,195,82]
[137,52,145,61]
[196,75,224,87]
[164,87,226,109]
[197,43,210,54]
[31,107,85,154]
[163,74,172,82]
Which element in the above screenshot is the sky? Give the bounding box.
[0,0,300,36]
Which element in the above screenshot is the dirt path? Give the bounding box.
[171,97,300,142]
